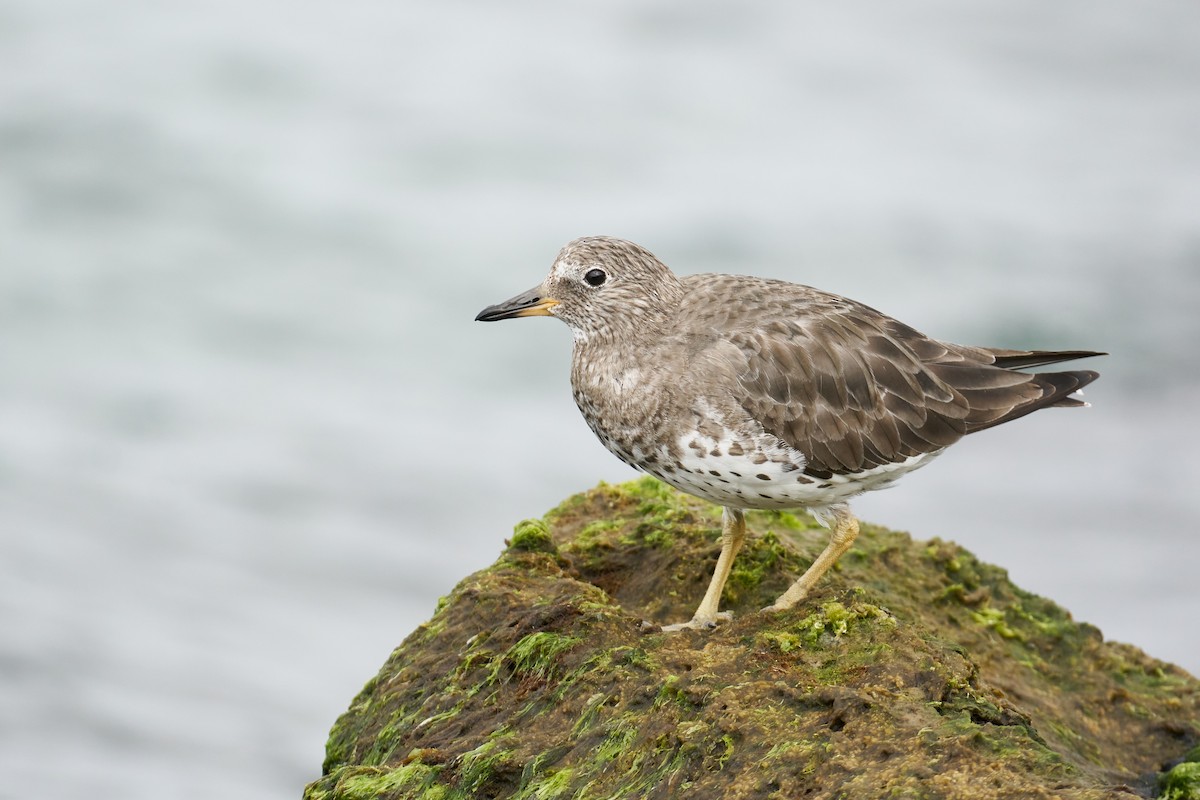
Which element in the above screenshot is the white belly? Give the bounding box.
[650,431,939,513]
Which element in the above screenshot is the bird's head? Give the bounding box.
[475,236,684,342]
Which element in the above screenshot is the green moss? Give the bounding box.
[844,546,869,562]
[546,646,658,709]
[924,539,1003,593]
[572,692,611,737]
[490,632,580,684]
[457,735,519,795]
[634,499,689,533]
[971,606,1026,641]
[937,582,985,605]
[575,519,622,545]
[759,508,817,530]
[1159,761,1200,800]
[762,738,828,779]
[595,715,640,762]
[1009,597,1073,638]
[610,645,657,671]
[570,716,697,799]
[310,763,457,800]
[621,474,680,503]
[509,519,557,554]
[638,526,676,548]
[759,630,804,654]
[653,675,694,710]
[541,487,593,523]
[1041,720,1104,767]
[727,530,791,599]
[1100,648,1197,701]
[793,600,891,644]
[513,766,576,800]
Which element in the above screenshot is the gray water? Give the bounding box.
[2,2,1199,798]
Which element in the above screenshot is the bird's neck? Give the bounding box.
[572,286,681,348]
[571,325,666,402]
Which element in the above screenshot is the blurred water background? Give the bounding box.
[1,1,1198,798]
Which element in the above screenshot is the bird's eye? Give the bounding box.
[584,268,607,287]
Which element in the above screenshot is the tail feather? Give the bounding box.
[984,348,1106,370]
[1040,370,1098,408]
[966,369,1100,433]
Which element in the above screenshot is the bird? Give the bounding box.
[476,236,1103,631]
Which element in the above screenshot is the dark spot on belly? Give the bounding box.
[709,470,721,477]
[818,482,833,489]
[758,493,772,499]
[709,447,722,457]
[728,442,744,456]
[729,471,741,478]
[756,473,771,481]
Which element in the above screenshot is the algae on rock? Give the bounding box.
[306,478,1200,800]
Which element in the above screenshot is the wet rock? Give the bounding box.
[305,478,1200,800]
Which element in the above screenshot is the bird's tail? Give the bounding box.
[983,348,1106,370]
[1034,369,1100,409]
[965,368,1101,433]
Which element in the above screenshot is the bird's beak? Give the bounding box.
[475,286,560,322]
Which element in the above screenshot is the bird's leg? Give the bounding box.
[764,506,859,612]
[662,507,746,632]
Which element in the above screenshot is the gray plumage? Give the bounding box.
[477,236,1103,629]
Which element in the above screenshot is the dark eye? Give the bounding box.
[584,268,607,287]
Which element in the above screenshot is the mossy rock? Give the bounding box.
[306,477,1200,800]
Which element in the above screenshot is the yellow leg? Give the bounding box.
[764,506,858,612]
[662,507,746,632]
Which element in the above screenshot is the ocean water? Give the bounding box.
[1,1,1198,798]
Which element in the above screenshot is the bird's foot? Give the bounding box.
[659,611,733,633]
[761,593,807,614]
[761,578,815,613]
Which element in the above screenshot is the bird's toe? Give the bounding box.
[659,611,733,633]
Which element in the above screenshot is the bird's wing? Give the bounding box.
[688,278,1065,477]
[975,347,1105,370]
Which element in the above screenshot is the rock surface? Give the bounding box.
[305,478,1200,800]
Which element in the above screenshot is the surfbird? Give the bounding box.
[476,236,1103,631]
